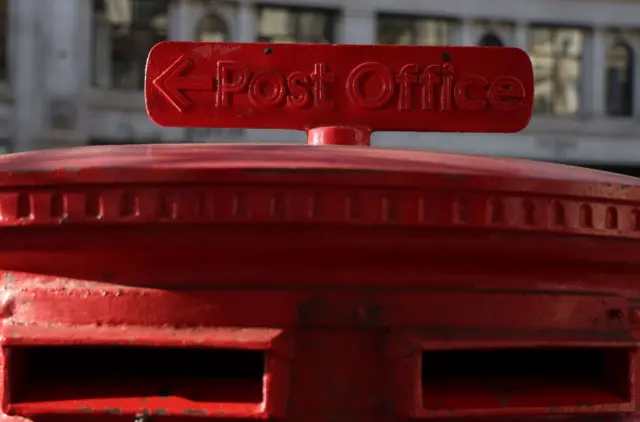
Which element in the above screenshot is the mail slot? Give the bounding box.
[7,346,264,407]
[422,346,633,410]
[0,325,292,419]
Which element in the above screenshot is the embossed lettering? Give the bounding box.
[248,71,286,107]
[210,60,525,113]
[420,64,441,111]
[440,63,454,111]
[310,63,335,108]
[286,71,312,109]
[396,64,418,110]
[454,75,489,111]
[488,76,525,111]
[216,61,249,108]
[346,62,395,109]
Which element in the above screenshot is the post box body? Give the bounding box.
[0,144,639,422]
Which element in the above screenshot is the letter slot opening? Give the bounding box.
[6,345,265,409]
[421,347,633,411]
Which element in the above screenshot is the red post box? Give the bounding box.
[0,41,638,422]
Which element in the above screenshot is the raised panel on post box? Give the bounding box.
[1,327,292,419]
[401,340,635,418]
[389,292,638,418]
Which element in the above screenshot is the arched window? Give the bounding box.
[606,42,634,116]
[198,14,229,42]
[478,33,503,47]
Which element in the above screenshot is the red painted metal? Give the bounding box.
[145,42,534,145]
[0,41,639,422]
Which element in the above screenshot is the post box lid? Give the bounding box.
[0,143,637,240]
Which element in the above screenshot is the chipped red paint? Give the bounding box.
[0,42,640,422]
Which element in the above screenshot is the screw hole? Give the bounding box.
[442,52,451,62]
[263,47,272,54]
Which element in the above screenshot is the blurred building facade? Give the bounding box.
[0,0,639,168]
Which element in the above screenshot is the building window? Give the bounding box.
[606,42,633,117]
[198,14,230,42]
[0,138,10,154]
[478,33,503,47]
[377,15,451,45]
[257,6,337,43]
[92,0,169,91]
[530,26,584,116]
[0,0,7,81]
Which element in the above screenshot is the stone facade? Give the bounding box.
[0,0,639,166]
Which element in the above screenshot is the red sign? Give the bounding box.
[145,42,534,133]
